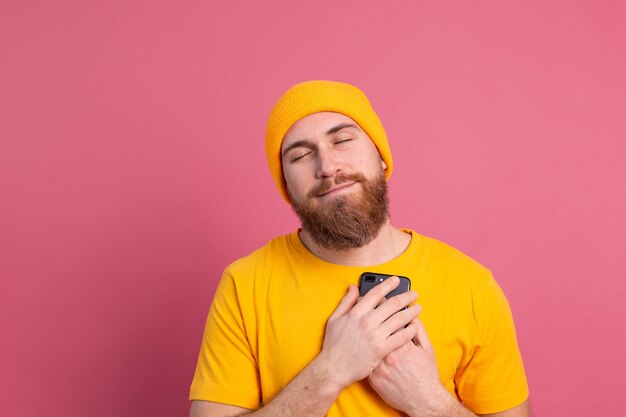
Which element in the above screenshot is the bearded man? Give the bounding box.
[189,81,531,417]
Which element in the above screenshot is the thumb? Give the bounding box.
[329,285,359,320]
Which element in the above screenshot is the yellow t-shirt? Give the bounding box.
[190,230,529,415]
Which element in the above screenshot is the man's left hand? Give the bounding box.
[367,318,458,417]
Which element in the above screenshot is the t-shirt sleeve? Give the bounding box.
[189,270,261,409]
[455,274,529,414]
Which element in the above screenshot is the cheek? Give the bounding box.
[283,168,300,188]
[354,142,385,173]
[354,155,384,176]
[283,168,309,198]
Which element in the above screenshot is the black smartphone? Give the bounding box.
[358,272,411,298]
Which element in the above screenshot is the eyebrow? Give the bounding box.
[282,140,311,157]
[325,123,358,135]
[281,123,359,157]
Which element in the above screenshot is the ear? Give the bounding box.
[381,158,387,170]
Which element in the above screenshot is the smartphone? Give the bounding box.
[358,272,411,299]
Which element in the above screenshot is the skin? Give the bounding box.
[190,112,532,417]
[282,112,411,266]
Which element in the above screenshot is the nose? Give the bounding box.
[315,148,341,179]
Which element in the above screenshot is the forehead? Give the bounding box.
[281,112,362,149]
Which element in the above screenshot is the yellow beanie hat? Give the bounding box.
[265,80,393,203]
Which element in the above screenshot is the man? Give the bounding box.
[190,81,531,417]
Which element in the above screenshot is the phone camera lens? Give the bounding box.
[364,275,376,282]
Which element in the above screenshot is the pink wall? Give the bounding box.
[2,1,625,416]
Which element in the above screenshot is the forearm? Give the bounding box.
[408,391,532,417]
[244,355,344,417]
[404,385,477,417]
[422,394,477,417]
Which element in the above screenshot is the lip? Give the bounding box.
[317,181,357,197]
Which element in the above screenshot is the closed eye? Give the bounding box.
[335,138,353,144]
[290,151,311,163]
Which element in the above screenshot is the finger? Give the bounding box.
[412,318,434,354]
[353,276,401,313]
[329,285,359,320]
[379,304,421,336]
[382,320,420,354]
[369,290,418,326]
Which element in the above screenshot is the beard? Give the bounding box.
[290,170,389,251]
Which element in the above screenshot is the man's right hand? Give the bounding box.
[316,277,421,390]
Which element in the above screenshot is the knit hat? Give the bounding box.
[265,80,393,203]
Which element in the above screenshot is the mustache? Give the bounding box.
[307,172,367,198]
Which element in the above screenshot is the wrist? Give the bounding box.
[309,351,349,396]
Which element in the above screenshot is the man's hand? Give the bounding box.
[368,318,455,417]
[317,277,422,391]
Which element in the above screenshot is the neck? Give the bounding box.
[298,221,412,266]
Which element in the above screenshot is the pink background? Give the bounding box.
[2,1,625,416]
